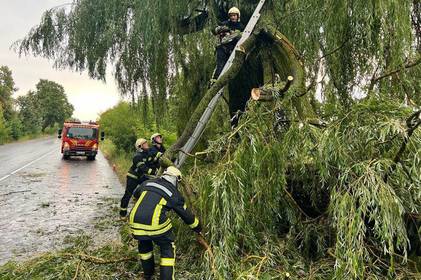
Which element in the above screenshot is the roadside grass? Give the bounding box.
[100,139,131,183]
[0,195,204,280]
[2,126,59,145]
[0,225,140,280]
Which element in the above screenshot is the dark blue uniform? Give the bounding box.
[130,177,201,280]
[213,20,245,79]
[149,144,166,175]
[120,150,153,217]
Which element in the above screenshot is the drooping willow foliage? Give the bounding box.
[16,0,421,279]
[16,0,420,120]
[183,94,421,279]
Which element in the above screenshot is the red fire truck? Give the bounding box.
[58,120,104,160]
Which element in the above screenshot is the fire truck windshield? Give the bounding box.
[67,127,98,140]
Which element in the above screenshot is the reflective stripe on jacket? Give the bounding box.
[128,150,153,179]
[129,178,201,237]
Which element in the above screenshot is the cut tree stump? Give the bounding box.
[251,76,294,101]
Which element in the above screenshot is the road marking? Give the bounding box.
[0,149,56,183]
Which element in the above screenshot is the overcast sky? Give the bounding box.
[0,0,120,121]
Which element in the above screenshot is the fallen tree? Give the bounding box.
[14,0,421,279]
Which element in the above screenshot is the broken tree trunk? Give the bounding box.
[165,22,318,164]
[251,76,294,101]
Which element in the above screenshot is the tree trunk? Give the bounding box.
[165,22,318,162]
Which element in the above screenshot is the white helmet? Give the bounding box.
[228,7,240,18]
[163,166,182,181]
[135,138,147,149]
[150,133,162,143]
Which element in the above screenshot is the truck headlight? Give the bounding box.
[92,144,98,150]
[63,142,70,151]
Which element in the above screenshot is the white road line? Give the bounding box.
[0,149,56,183]
[0,174,10,181]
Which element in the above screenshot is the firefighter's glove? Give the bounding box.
[214,25,230,35]
[192,222,202,234]
[221,30,241,45]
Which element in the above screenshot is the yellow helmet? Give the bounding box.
[135,138,147,149]
[163,166,182,181]
[150,133,162,142]
[228,7,240,18]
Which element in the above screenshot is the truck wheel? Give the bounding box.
[87,155,96,161]
[63,155,70,160]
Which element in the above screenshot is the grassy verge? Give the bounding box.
[2,127,58,145]
[99,139,131,183]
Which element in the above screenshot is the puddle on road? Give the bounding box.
[0,153,123,265]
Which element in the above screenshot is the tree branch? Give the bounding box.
[316,37,351,63]
[61,253,137,264]
[385,110,421,181]
[369,57,421,90]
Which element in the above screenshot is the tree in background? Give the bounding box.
[0,65,74,141]
[16,91,42,134]
[15,80,74,135]
[35,80,74,131]
[0,65,24,140]
[0,105,9,144]
[0,66,17,122]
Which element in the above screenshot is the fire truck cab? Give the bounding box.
[58,120,104,160]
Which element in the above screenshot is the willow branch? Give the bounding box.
[61,253,137,264]
[316,37,351,63]
[72,261,81,280]
[369,57,421,90]
[385,110,421,181]
[392,110,421,164]
[48,3,74,11]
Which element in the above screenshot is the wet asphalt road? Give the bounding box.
[0,137,122,265]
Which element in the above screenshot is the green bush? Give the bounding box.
[6,115,24,140]
[99,102,177,153]
[0,106,9,144]
[99,102,139,152]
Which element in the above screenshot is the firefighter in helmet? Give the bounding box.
[129,166,202,280]
[149,133,166,175]
[212,7,244,81]
[119,138,154,218]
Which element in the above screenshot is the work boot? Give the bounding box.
[141,272,153,280]
[119,209,127,217]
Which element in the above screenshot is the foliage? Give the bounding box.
[16,91,42,135]
[100,102,143,152]
[0,105,9,144]
[179,97,421,279]
[0,66,17,122]
[5,115,24,140]
[99,101,177,153]
[17,1,421,114]
[15,80,74,134]
[13,0,421,279]
[35,79,74,131]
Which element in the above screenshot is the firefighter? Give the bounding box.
[119,138,153,218]
[149,133,166,175]
[129,166,202,280]
[211,7,244,81]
